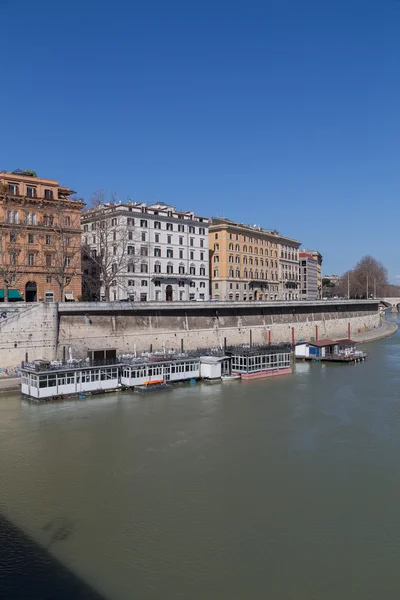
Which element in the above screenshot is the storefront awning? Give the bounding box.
[64,291,74,301]
[0,289,23,300]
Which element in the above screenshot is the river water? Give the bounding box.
[1,316,400,599]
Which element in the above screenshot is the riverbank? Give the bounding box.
[0,378,20,394]
[352,319,398,344]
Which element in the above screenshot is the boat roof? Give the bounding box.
[307,340,336,347]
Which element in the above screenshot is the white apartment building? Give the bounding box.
[299,252,318,300]
[82,202,210,302]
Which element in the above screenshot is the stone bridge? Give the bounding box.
[380,298,400,310]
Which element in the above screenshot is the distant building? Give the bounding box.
[323,274,340,286]
[299,252,318,300]
[82,202,210,302]
[302,249,323,298]
[0,169,83,302]
[209,218,300,301]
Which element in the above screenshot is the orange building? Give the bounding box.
[0,169,84,302]
[209,218,300,301]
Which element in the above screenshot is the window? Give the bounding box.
[141,263,148,273]
[65,216,71,226]
[46,254,52,267]
[236,269,240,278]
[167,263,173,274]
[179,264,185,274]
[167,235,172,244]
[128,280,135,286]
[141,280,148,287]
[178,224,184,232]
[179,280,185,287]
[28,233,34,244]
[179,250,184,259]
[215,283,219,289]
[9,251,16,265]
[214,268,219,277]
[28,253,34,266]
[8,184,18,195]
[229,255,233,263]
[190,265,195,275]
[200,281,206,288]
[65,277,71,284]
[189,225,195,233]
[154,247,161,257]
[190,281,196,288]
[92,235,96,244]
[154,280,161,286]
[141,246,148,256]
[65,256,71,267]
[167,248,173,258]
[190,251,194,260]
[166,223,173,231]
[127,263,135,273]
[199,227,206,235]
[128,246,135,255]
[229,243,233,251]
[154,221,161,229]
[45,291,54,303]
[44,189,53,200]
[200,239,204,248]
[140,219,148,227]
[9,232,16,243]
[127,218,134,226]
[200,266,205,276]
[155,233,160,243]
[141,232,146,242]
[27,186,36,198]
[215,233,219,239]
[179,236,184,245]
[46,235,51,245]
[111,218,117,226]
[190,238,194,247]
[189,293,195,300]
[140,293,147,301]
[154,262,161,273]
[46,275,52,283]
[113,245,117,255]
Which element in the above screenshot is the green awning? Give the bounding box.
[0,289,23,300]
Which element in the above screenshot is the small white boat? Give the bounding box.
[221,373,241,381]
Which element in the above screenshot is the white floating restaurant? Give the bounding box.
[20,343,294,400]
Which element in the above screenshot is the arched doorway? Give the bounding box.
[25,281,37,302]
[254,290,258,300]
[166,285,173,302]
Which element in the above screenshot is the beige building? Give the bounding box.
[301,249,323,298]
[209,218,300,301]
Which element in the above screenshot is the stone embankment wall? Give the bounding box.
[0,303,58,367]
[57,301,380,357]
[0,300,380,367]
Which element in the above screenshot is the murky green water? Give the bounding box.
[1,316,400,599]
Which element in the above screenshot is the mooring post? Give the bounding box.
[348,322,351,339]
[181,339,184,352]
[291,327,295,345]
[250,329,252,348]
[315,325,318,341]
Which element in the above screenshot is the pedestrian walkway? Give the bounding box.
[353,320,398,343]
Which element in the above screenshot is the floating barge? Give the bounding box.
[20,343,293,401]
[295,339,367,363]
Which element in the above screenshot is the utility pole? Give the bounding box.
[347,272,350,299]
[366,275,369,299]
[374,278,376,299]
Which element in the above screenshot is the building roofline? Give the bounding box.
[209,217,300,245]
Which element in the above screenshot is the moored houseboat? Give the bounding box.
[295,339,367,363]
[228,343,292,379]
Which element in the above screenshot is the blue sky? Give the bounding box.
[1,0,400,279]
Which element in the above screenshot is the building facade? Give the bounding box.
[0,169,83,302]
[299,252,318,300]
[302,249,323,298]
[82,202,210,302]
[209,218,300,301]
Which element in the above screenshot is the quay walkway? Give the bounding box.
[352,319,398,344]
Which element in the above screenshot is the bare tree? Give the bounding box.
[81,191,143,301]
[338,256,389,299]
[0,184,28,301]
[36,197,84,301]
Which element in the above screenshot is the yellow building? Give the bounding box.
[209,218,300,301]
